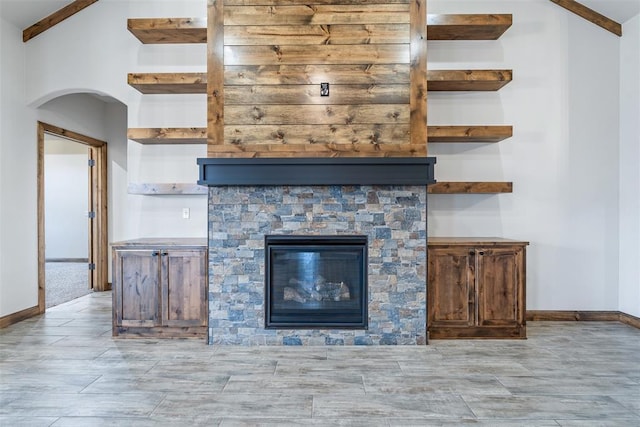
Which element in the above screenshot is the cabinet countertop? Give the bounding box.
[428,237,529,246]
[112,238,207,248]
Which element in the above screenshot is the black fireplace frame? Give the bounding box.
[264,235,368,330]
[197,157,436,186]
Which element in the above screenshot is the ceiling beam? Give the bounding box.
[550,0,622,36]
[23,0,99,42]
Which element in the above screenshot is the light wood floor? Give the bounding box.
[1,292,639,426]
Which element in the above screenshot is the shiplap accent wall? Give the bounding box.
[207,0,428,158]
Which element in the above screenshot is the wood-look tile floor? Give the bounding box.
[1,292,639,426]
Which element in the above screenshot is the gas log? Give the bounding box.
[283,276,350,303]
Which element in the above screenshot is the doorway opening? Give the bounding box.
[37,122,108,313]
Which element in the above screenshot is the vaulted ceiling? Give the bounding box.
[0,0,70,29]
[1,0,639,34]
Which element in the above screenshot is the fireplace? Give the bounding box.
[265,235,368,329]
[199,157,435,345]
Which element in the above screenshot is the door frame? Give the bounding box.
[37,122,109,313]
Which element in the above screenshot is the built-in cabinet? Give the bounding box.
[428,237,528,339]
[112,238,207,338]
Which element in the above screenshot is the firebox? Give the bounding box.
[265,235,368,329]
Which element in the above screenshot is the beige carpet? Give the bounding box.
[45,262,92,308]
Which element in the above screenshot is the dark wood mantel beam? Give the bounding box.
[550,0,622,37]
[23,0,99,42]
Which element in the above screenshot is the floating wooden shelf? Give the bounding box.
[427,14,512,40]
[129,182,511,195]
[127,73,206,94]
[128,125,512,145]
[428,182,513,194]
[128,70,511,95]
[428,126,512,143]
[128,14,511,45]
[128,128,207,144]
[128,183,207,195]
[428,70,512,91]
[128,18,207,44]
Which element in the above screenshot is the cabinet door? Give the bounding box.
[476,246,524,327]
[114,250,161,327]
[161,249,207,327]
[428,247,475,328]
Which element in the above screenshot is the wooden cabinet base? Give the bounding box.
[112,238,208,340]
[428,237,528,340]
[428,326,526,340]
[113,326,206,338]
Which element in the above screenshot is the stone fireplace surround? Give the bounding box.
[199,158,436,345]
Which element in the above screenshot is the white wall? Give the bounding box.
[22,0,208,243]
[429,0,624,311]
[0,16,39,315]
[1,0,638,318]
[44,139,89,259]
[618,14,640,318]
[1,1,206,317]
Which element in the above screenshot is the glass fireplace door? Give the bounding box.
[265,235,368,329]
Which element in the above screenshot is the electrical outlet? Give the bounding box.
[182,208,190,219]
[320,82,329,96]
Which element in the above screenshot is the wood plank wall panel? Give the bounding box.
[224,24,409,45]
[410,0,427,147]
[208,0,225,146]
[208,0,426,158]
[224,65,410,85]
[223,5,410,25]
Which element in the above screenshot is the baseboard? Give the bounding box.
[526,310,620,321]
[0,305,41,329]
[619,312,640,329]
[527,310,639,330]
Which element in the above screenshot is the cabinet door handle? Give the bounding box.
[161,252,168,256]
[469,251,475,256]
[151,251,159,256]
[478,251,484,255]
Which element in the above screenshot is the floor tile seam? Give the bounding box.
[45,335,68,346]
[0,416,62,426]
[447,392,480,421]
[143,360,161,375]
[503,391,640,398]
[461,392,636,400]
[311,394,316,419]
[361,390,482,401]
[147,391,171,419]
[219,374,233,392]
[608,395,640,418]
[460,393,640,419]
[496,374,640,385]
